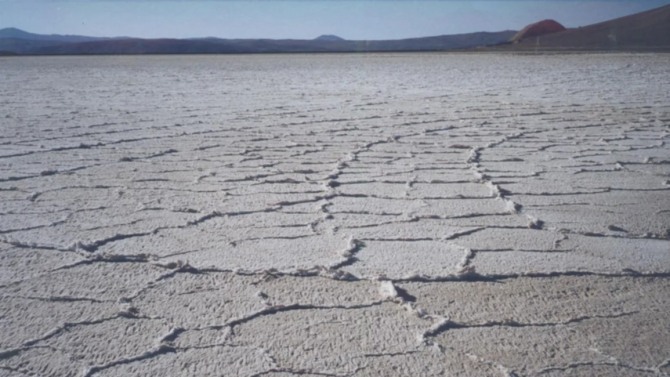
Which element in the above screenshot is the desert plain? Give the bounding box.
[0,53,669,376]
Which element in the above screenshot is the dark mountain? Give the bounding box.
[314,35,346,42]
[0,27,107,43]
[0,27,117,54]
[0,27,514,55]
[499,4,670,51]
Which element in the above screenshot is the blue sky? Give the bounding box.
[1,1,669,40]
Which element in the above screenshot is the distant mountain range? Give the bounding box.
[0,28,515,55]
[1,4,668,55]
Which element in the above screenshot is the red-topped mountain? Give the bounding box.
[510,20,566,43]
[503,4,670,51]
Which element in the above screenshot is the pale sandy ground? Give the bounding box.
[0,53,669,377]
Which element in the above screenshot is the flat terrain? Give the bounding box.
[1,53,669,376]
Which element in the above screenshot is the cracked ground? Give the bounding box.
[1,53,669,377]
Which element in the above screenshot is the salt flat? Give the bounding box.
[0,53,669,376]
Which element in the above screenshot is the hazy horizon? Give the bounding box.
[1,0,669,40]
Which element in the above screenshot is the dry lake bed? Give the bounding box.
[1,53,669,376]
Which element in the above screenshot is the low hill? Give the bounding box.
[314,35,345,42]
[359,31,517,52]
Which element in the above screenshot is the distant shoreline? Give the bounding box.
[2,48,669,58]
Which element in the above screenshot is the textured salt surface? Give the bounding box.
[1,53,669,376]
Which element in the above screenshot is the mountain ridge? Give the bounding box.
[0,28,516,54]
[2,4,669,55]
[0,27,110,43]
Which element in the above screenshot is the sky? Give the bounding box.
[1,0,669,40]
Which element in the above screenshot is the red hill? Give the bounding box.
[503,4,670,51]
[511,20,566,43]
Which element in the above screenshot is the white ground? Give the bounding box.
[0,53,669,377]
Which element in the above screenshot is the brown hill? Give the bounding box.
[510,20,566,43]
[507,4,670,51]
